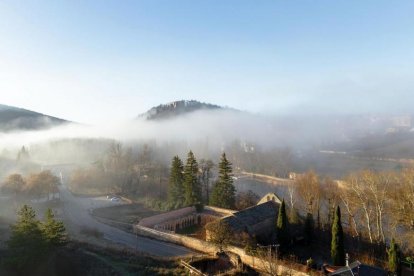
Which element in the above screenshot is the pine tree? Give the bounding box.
[6,205,46,270]
[331,206,345,266]
[276,199,289,250]
[168,156,184,208]
[41,208,67,247]
[210,153,236,209]
[388,238,399,275]
[183,151,202,206]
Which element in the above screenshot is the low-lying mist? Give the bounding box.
[0,108,411,179]
[0,109,304,162]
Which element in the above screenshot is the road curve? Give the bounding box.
[59,185,194,257]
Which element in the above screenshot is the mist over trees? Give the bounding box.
[1,170,60,200]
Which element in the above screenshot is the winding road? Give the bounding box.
[58,184,194,257]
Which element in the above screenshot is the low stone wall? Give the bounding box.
[134,225,309,275]
[134,225,217,254]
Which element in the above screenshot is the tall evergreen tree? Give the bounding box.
[168,156,184,208]
[183,151,201,206]
[387,238,399,275]
[6,205,46,270]
[41,208,67,247]
[210,153,236,209]
[276,199,289,250]
[304,212,314,245]
[331,206,345,266]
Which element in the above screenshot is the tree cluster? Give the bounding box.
[293,169,414,270]
[70,142,170,199]
[4,205,67,273]
[1,170,60,200]
[168,151,203,209]
[168,151,237,210]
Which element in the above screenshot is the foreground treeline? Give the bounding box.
[2,205,67,274]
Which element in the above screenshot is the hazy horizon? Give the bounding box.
[1,1,414,124]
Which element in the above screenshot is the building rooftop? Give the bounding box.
[221,201,279,233]
[326,261,387,276]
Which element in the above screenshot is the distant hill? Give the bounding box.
[0,104,69,132]
[138,100,224,120]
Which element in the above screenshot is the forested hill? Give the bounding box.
[138,100,223,120]
[0,104,69,132]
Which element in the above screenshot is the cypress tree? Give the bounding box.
[183,151,201,206]
[331,206,345,266]
[387,238,399,275]
[40,208,67,247]
[168,156,184,208]
[304,212,314,245]
[210,153,236,209]
[276,199,289,250]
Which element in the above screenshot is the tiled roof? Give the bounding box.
[221,201,279,233]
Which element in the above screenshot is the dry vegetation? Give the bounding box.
[0,241,187,276]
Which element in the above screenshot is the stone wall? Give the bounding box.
[134,224,310,276]
[134,224,217,254]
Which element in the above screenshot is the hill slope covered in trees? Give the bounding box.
[0,104,69,132]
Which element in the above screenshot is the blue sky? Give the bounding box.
[1,1,413,123]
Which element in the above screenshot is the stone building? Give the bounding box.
[219,201,279,239]
[206,193,282,242]
[257,192,282,205]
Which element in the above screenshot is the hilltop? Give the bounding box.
[0,104,69,132]
[138,100,224,120]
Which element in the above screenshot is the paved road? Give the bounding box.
[58,184,194,257]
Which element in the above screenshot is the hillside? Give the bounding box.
[138,100,223,120]
[0,104,69,132]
